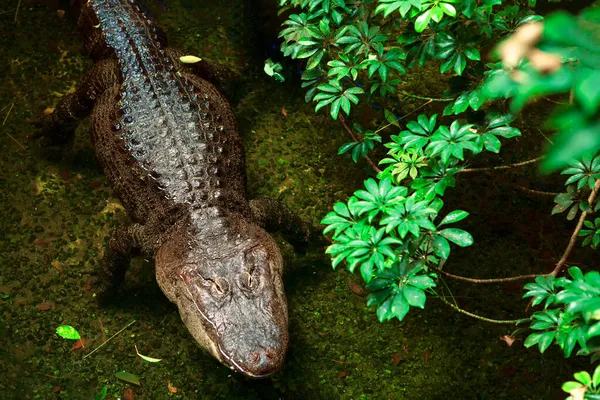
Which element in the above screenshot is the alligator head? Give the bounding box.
[155,208,288,377]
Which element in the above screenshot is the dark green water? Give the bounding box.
[0,0,592,399]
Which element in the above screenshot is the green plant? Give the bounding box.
[483,8,600,171]
[269,0,600,394]
[562,364,600,399]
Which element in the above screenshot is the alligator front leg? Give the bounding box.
[249,197,314,252]
[34,58,119,145]
[94,223,148,300]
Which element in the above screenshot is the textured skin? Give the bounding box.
[37,0,311,377]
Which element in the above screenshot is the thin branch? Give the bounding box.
[83,320,136,360]
[398,91,454,102]
[550,179,600,277]
[338,115,382,173]
[2,103,14,125]
[6,133,25,151]
[436,268,541,284]
[460,156,544,173]
[436,295,521,324]
[482,169,558,197]
[14,0,21,23]
[504,180,558,197]
[398,99,433,120]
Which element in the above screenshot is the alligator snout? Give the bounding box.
[246,347,281,377]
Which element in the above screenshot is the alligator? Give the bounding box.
[35,0,311,377]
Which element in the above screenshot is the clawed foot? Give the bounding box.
[90,273,120,304]
[29,112,75,147]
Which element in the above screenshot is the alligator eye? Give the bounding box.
[246,271,255,289]
[242,270,259,291]
[211,278,229,296]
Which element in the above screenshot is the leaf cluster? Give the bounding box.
[522,267,600,358]
[322,176,472,322]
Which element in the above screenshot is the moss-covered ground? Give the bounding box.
[0,0,594,399]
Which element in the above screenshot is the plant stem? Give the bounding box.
[14,0,21,23]
[436,295,521,324]
[436,268,541,284]
[82,320,136,360]
[397,91,454,102]
[338,115,382,173]
[550,179,600,277]
[460,156,544,172]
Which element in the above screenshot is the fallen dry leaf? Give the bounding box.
[500,335,517,346]
[34,237,57,246]
[423,349,431,361]
[51,260,63,273]
[501,365,517,377]
[38,301,54,311]
[72,338,86,350]
[167,380,178,393]
[122,387,134,400]
[281,107,287,117]
[42,108,55,115]
[392,352,402,366]
[569,385,587,400]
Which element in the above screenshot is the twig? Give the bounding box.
[82,320,136,360]
[6,133,25,151]
[2,103,14,125]
[460,156,544,173]
[482,170,558,197]
[338,115,382,173]
[550,179,600,277]
[398,91,454,102]
[437,295,521,324]
[505,181,558,197]
[98,317,107,343]
[542,96,567,105]
[14,0,21,23]
[399,99,433,120]
[3,103,26,151]
[436,268,541,284]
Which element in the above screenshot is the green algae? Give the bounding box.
[0,1,592,399]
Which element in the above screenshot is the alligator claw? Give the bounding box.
[29,112,76,147]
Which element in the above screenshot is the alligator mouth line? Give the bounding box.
[182,279,274,378]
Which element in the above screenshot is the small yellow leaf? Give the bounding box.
[179,55,202,64]
[570,385,587,400]
[135,344,162,363]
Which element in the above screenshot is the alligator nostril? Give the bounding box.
[250,352,261,363]
[264,348,276,360]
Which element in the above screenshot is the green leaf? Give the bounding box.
[439,228,474,247]
[94,386,108,400]
[391,292,411,321]
[115,371,141,386]
[414,9,432,32]
[593,364,600,387]
[432,235,450,258]
[56,325,81,340]
[575,67,600,116]
[403,285,426,308]
[562,381,585,393]
[574,371,592,386]
[439,210,469,226]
